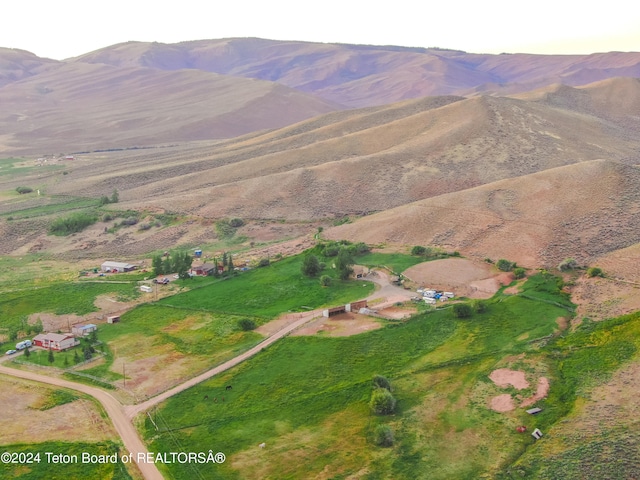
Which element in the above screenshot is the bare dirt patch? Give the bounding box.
[521,377,550,408]
[490,394,516,413]
[0,374,116,445]
[489,369,530,390]
[291,312,383,337]
[404,258,512,299]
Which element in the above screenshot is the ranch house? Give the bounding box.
[190,263,218,276]
[32,333,79,351]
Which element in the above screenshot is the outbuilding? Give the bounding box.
[101,261,136,273]
[72,324,97,337]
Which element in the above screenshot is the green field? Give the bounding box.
[0,442,133,479]
[0,282,140,337]
[160,255,375,318]
[355,252,425,274]
[141,272,585,479]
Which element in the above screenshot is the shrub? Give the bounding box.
[373,425,394,447]
[513,267,526,279]
[558,258,578,271]
[320,275,332,287]
[138,223,152,231]
[472,300,487,313]
[372,375,392,391]
[120,216,138,226]
[229,218,245,228]
[101,213,114,222]
[453,303,473,318]
[586,267,604,278]
[411,246,427,256]
[370,388,397,415]
[496,259,515,272]
[16,186,33,194]
[238,318,256,331]
[258,258,270,267]
[49,212,98,235]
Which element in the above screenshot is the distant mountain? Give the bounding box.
[2,39,640,154]
[0,47,58,87]
[71,38,640,106]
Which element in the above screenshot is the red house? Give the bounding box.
[33,333,79,351]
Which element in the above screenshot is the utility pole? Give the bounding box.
[123,362,126,388]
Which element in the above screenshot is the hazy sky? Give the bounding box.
[3,0,639,59]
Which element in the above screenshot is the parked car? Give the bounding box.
[5,349,17,355]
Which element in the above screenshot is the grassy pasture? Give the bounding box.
[0,441,134,480]
[0,282,139,338]
[1,195,101,220]
[160,255,375,318]
[355,251,425,274]
[142,273,574,479]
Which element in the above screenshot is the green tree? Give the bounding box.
[496,259,515,272]
[472,300,487,313]
[373,425,395,447]
[320,275,332,287]
[83,346,93,361]
[48,348,55,364]
[372,375,392,391]
[370,388,397,415]
[238,318,257,331]
[110,189,119,204]
[513,267,526,279]
[73,350,80,364]
[33,318,43,334]
[152,255,164,276]
[63,355,69,367]
[453,303,473,318]
[335,249,354,280]
[301,255,321,277]
[411,245,426,256]
[23,346,30,358]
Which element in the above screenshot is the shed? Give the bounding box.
[140,285,153,293]
[72,324,97,337]
[526,408,542,415]
[322,306,346,318]
[346,300,368,312]
[107,316,120,324]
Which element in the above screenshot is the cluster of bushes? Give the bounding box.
[98,189,119,206]
[411,245,459,259]
[237,318,257,331]
[370,375,395,447]
[495,258,526,279]
[215,218,245,238]
[16,186,33,194]
[49,212,98,235]
[452,300,489,319]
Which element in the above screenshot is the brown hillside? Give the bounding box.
[32,87,640,224]
[0,62,340,154]
[324,160,640,268]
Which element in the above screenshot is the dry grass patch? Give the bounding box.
[0,375,116,445]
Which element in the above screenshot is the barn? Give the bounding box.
[101,261,136,273]
[72,324,97,337]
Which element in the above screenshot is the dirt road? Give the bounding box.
[0,364,163,480]
[0,310,322,480]
[0,272,396,480]
[125,309,322,418]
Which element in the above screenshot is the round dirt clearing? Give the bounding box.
[404,258,511,299]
